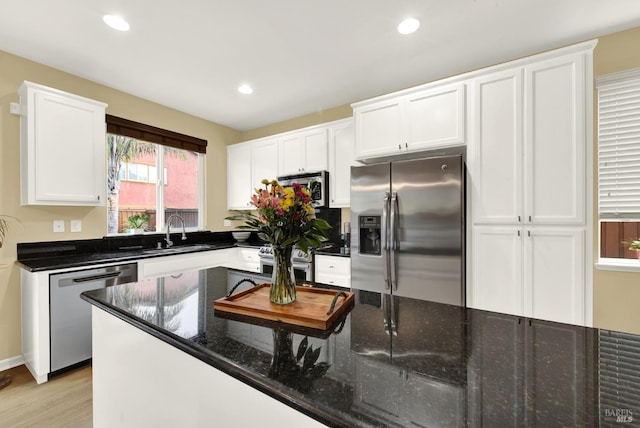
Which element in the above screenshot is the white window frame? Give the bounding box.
[109,138,205,235]
[595,67,640,272]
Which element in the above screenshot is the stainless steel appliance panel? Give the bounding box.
[50,263,137,373]
[392,156,464,305]
[350,162,390,294]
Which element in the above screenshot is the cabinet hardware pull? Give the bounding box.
[405,143,408,149]
[518,215,521,222]
[529,215,532,222]
[517,230,520,237]
[528,231,531,237]
[398,144,401,150]
[97,195,100,201]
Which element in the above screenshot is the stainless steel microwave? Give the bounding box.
[277,171,329,208]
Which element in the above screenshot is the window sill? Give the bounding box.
[596,258,640,272]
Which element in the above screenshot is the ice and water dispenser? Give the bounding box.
[359,216,381,255]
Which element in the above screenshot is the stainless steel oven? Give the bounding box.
[258,246,312,282]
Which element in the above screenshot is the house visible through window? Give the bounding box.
[597,68,640,260]
[105,115,207,234]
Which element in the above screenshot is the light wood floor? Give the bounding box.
[0,364,92,428]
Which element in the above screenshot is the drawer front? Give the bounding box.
[315,271,350,288]
[315,255,350,276]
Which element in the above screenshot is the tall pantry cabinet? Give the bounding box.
[467,41,596,326]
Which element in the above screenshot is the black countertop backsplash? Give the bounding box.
[81,266,637,427]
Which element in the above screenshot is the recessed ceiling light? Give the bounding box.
[397,18,420,35]
[103,15,130,32]
[238,84,254,95]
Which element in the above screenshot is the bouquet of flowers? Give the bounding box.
[226,179,330,303]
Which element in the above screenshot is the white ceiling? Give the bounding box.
[1,1,640,131]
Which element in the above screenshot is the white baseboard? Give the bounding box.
[0,355,24,372]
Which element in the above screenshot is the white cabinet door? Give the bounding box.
[252,138,278,188]
[469,69,523,224]
[19,81,107,206]
[354,98,403,160]
[525,54,585,225]
[470,226,523,316]
[525,227,585,325]
[405,83,465,152]
[277,134,304,176]
[328,119,356,207]
[227,142,252,210]
[278,128,328,176]
[302,128,328,173]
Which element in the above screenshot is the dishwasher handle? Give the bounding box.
[71,271,123,284]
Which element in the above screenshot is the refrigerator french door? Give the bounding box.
[349,156,467,424]
[350,154,465,305]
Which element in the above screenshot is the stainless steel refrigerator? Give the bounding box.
[349,155,468,419]
[350,154,465,306]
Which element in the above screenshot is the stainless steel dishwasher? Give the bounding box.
[49,263,138,374]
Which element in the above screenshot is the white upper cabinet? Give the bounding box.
[353,83,465,161]
[251,137,278,188]
[328,119,357,207]
[278,128,328,176]
[228,119,355,209]
[404,84,465,151]
[19,81,107,206]
[525,54,585,225]
[353,98,403,160]
[227,138,278,210]
[227,142,253,210]
[469,69,523,225]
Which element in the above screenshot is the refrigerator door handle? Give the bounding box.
[390,192,399,291]
[382,191,391,290]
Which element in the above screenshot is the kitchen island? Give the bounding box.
[81,266,637,427]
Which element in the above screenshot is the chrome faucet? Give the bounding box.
[165,214,187,248]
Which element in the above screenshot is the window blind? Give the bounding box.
[106,114,208,154]
[597,69,640,220]
[598,330,640,425]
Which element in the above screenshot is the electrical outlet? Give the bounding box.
[70,219,82,232]
[223,219,231,227]
[53,220,65,233]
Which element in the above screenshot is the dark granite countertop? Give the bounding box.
[16,231,265,272]
[81,266,638,427]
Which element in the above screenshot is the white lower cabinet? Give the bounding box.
[138,249,230,279]
[471,226,585,325]
[224,247,261,273]
[471,226,523,316]
[314,255,350,288]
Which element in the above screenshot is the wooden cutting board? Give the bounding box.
[213,283,354,330]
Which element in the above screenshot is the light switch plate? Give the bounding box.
[70,219,82,232]
[53,220,64,233]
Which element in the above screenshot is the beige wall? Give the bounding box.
[238,104,352,142]
[0,49,240,361]
[592,27,640,335]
